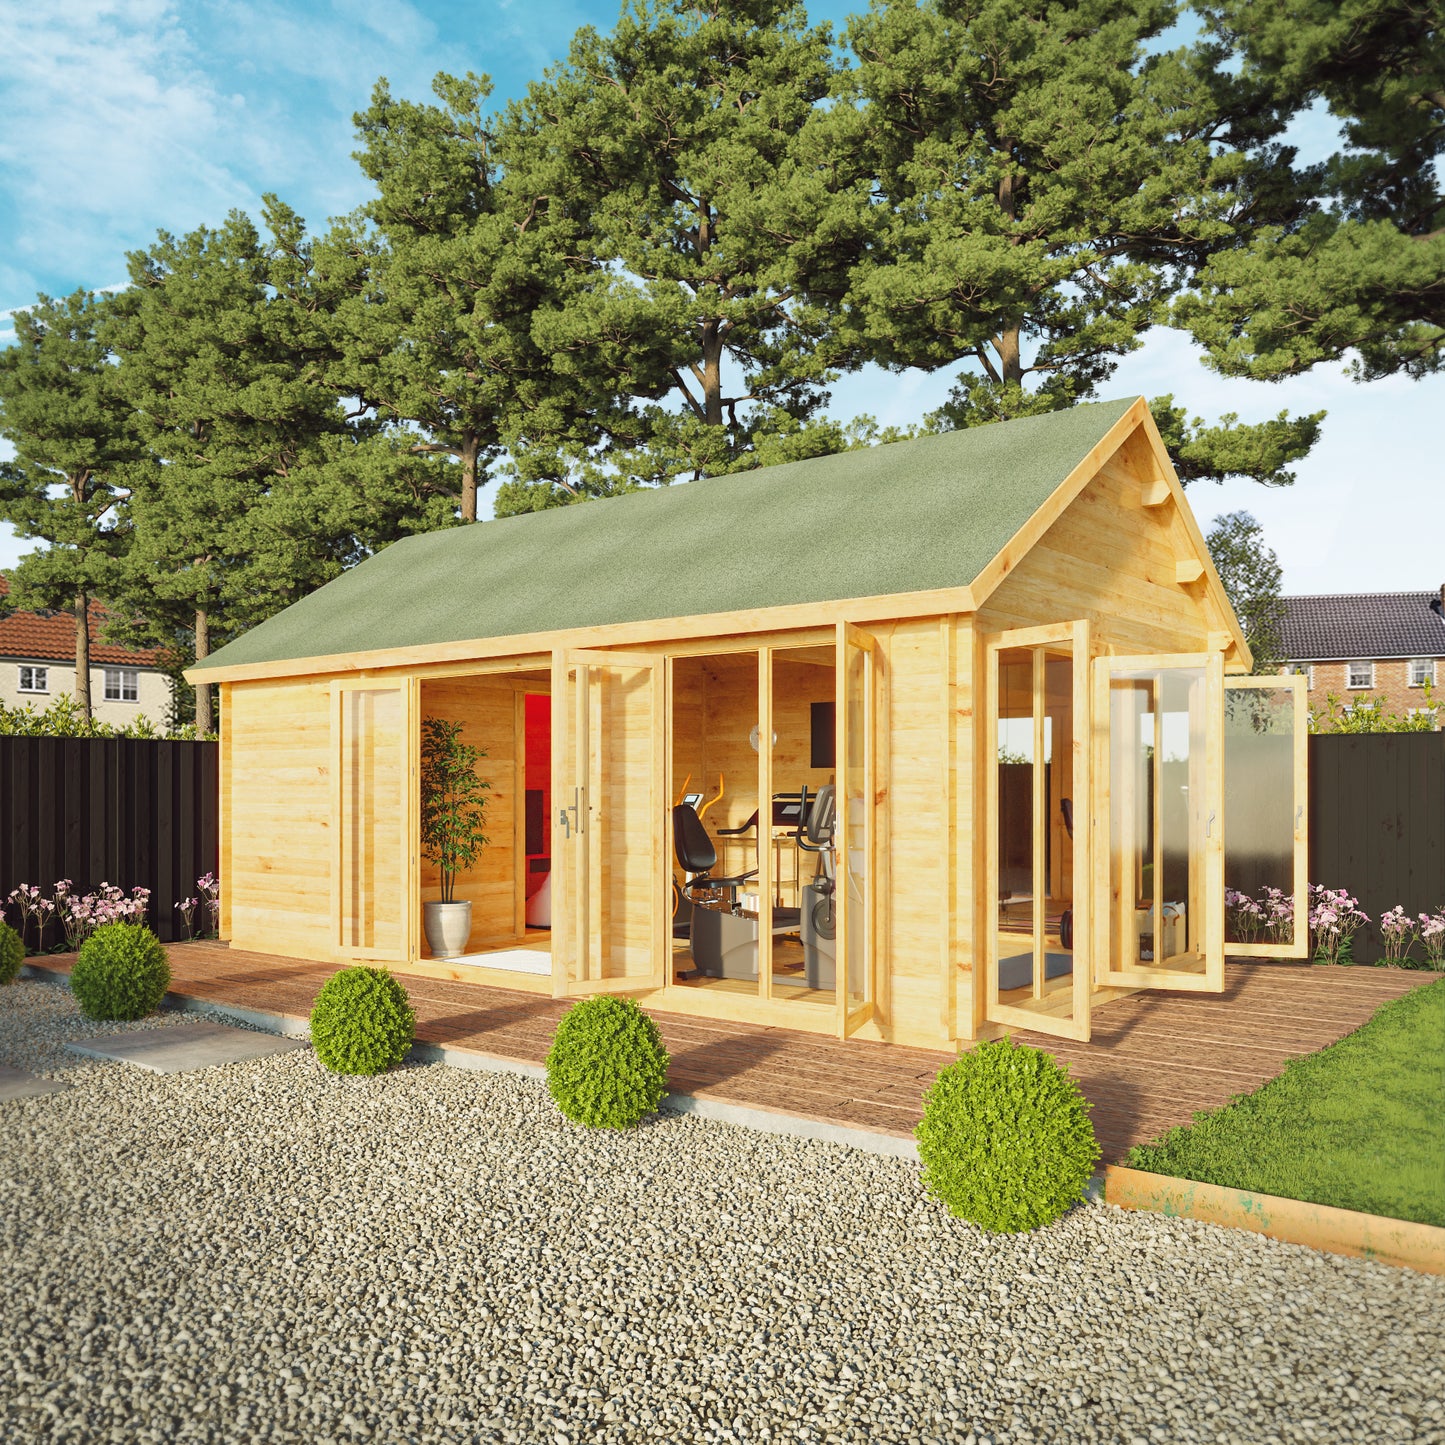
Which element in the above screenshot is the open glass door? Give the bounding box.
[983,622,1092,1041]
[1223,674,1308,957]
[333,679,415,962]
[1093,653,1224,993]
[836,623,879,1037]
[554,650,667,997]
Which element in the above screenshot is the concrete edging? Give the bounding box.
[1104,1164,1445,1275]
[21,962,919,1162]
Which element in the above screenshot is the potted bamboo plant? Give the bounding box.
[420,717,491,958]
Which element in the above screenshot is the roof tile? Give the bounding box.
[1279,591,1445,661]
[0,578,164,668]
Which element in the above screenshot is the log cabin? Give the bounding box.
[188,397,1309,1047]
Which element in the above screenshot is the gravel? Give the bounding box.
[2,977,1442,1445]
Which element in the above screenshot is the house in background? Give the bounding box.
[1279,588,1445,727]
[0,578,172,728]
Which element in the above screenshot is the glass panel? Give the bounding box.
[668,652,764,994]
[769,645,836,1003]
[1108,666,1207,978]
[1224,685,1298,947]
[841,635,871,1020]
[340,688,404,955]
[996,648,1037,995]
[1041,651,1077,1005]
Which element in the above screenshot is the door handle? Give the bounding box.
[560,787,584,839]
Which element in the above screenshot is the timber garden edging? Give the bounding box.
[1104,1164,1445,1276]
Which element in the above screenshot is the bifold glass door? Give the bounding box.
[554,650,667,996]
[836,622,879,1038]
[1094,654,1224,992]
[984,622,1092,1042]
[333,679,416,961]
[1223,675,1308,957]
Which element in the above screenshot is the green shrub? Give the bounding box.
[546,995,670,1128]
[0,921,24,985]
[70,923,171,1021]
[309,967,416,1075]
[915,1037,1100,1233]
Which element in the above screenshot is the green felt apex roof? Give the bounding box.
[195,397,1138,673]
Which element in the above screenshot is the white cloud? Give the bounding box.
[0,0,260,298]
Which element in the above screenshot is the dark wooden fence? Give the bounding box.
[1309,732,1445,963]
[0,737,219,948]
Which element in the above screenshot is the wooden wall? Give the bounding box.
[957,426,1230,1036]
[976,429,1229,655]
[226,675,334,958]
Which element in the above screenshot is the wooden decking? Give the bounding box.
[26,942,1437,1162]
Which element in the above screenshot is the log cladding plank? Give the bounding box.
[226,675,336,958]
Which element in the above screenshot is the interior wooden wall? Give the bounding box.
[670,652,835,877]
[419,673,547,953]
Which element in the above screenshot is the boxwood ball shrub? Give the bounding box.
[0,921,24,985]
[916,1037,1101,1233]
[70,923,171,1021]
[309,967,416,1075]
[546,995,670,1129]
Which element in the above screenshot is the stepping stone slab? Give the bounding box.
[65,1022,307,1075]
[0,1065,68,1100]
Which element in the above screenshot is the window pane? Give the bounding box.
[1224,687,1297,946]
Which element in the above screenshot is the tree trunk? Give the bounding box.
[998,325,1023,387]
[701,322,724,428]
[194,608,213,735]
[995,170,1025,389]
[73,588,92,721]
[460,433,480,523]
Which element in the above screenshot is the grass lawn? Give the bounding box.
[1127,977,1445,1227]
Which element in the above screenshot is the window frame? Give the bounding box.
[1346,661,1375,690]
[17,665,49,694]
[103,667,140,703]
[1409,658,1437,688]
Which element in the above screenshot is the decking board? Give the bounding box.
[26,942,1436,1161]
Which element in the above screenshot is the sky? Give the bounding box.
[0,0,1439,596]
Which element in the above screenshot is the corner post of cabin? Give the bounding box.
[1069,618,1092,1026]
[405,672,421,967]
[218,680,233,942]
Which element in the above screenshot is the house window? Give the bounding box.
[1346,661,1374,690]
[1410,659,1437,688]
[104,668,139,703]
[1286,663,1315,689]
[17,665,48,693]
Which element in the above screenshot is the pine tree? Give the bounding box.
[320,71,576,523]
[494,0,857,506]
[109,204,359,731]
[0,290,143,720]
[832,0,1323,484]
[1179,0,1444,381]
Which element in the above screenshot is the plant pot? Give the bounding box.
[423,900,472,958]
